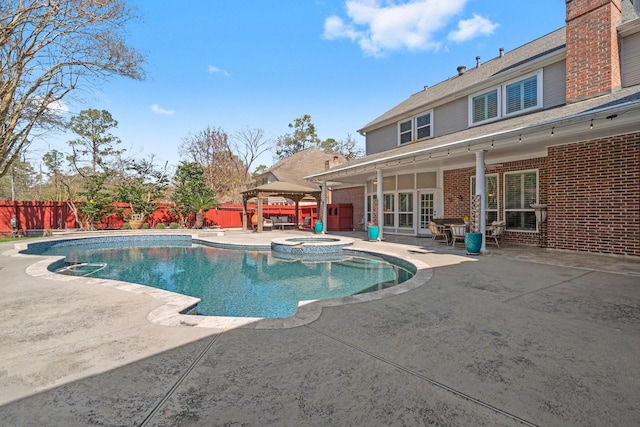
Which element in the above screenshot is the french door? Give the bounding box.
[418,192,436,235]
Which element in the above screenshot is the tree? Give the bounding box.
[0,159,37,200]
[320,133,364,161]
[67,109,123,175]
[231,127,271,181]
[171,162,217,228]
[251,164,268,178]
[115,156,169,219]
[179,126,246,203]
[0,0,145,179]
[76,172,113,230]
[54,108,126,228]
[275,114,320,159]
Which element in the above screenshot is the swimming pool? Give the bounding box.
[36,236,414,319]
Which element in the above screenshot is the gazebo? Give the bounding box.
[241,181,322,233]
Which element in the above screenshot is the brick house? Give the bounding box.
[308,0,640,257]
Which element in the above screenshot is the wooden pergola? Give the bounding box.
[241,181,322,233]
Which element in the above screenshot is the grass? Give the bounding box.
[0,237,30,243]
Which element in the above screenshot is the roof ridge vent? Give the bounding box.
[499,47,504,57]
[476,56,481,67]
[456,65,466,76]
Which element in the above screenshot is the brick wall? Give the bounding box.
[444,156,549,247]
[331,186,365,230]
[548,133,640,256]
[565,0,622,102]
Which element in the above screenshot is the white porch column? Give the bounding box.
[475,150,488,253]
[377,168,383,241]
[321,180,327,234]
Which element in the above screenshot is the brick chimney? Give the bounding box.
[565,0,622,103]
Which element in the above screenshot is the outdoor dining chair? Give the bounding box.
[429,221,449,244]
[487,221,506,247]
[450,224,467,248]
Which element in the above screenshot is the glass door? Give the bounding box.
[418,192,435,235]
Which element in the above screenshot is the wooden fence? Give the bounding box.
[0,201,317,237]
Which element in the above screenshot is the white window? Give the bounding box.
[470,174,499,223]
[383,194,395,226]
[504,74,540,116]
[397,110,432,145]
[398,192,413,228]
[399,119,412,144]
[469,70,542,125]
[504,170,538,231]
[472,89,499,124]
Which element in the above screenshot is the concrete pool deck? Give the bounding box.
[1,229,639,426]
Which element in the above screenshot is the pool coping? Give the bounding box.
[7,233,432,330]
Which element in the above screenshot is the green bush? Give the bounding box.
[141,222,150,229]
[123,223,131,230]
[169,222,180,229]
[156,223,166,229]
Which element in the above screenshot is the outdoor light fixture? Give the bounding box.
[530,203,548,247]
[531,204,548,223]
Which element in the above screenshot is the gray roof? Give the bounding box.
[308,84,640,179]
[359,28,566,134]
[254,147,345,189]
[360,0,640,134]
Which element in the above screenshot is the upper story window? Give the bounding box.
[398,110,432,145]
[469,70,543,126]
[472,89,499,123]
[505,74,538,114]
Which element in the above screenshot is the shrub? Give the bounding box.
[141,222,149,229]
[123,223,131,230]
[169,222,180,229]
[156,223,166,229]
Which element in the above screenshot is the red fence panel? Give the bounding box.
[0,201,318,236]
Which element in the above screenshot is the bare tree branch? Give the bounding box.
[0,0,145,178]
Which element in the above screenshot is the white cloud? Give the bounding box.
[46,99,69,114]
[448,13,498,42]
[323,0,469,56]
[151,104,176,116]
[324,1,498,56]
[208,65,230,77]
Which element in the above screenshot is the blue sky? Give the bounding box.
[40,0,567,172]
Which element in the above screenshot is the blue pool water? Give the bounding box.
[41,240,413,318]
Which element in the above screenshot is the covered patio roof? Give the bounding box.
[241,181,322,233]
[242,181,321,201]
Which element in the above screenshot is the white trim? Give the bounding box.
[468,70,543,127]
[502,70,544,118]
[503,169,539,232]
[397,109,433,146]
[469,87,501,126]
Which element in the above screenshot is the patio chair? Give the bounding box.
[251,215,273,231]
[429,221,449,244]
[298,216,312,228]
[487,221,506,247]
[450,224,467,248]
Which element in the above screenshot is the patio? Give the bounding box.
[1,230,639,426]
